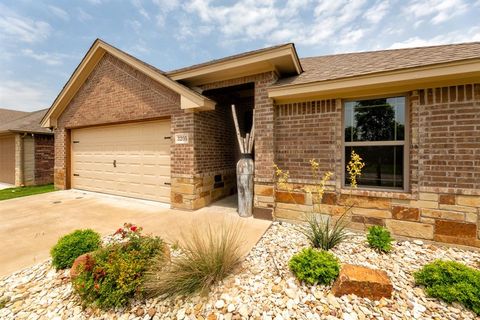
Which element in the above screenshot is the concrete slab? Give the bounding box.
[0,190,271,277]
[0,183,14,190]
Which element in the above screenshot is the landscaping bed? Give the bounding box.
[1,221,479,320]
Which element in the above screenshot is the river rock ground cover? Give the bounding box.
[1,221,479,320]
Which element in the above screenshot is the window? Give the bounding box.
[344,97,406,190]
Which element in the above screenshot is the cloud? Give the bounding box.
[363,0,390,23]
[48,5,70,21]
[0,4,51,43]
[131,0,150,20]
[404,0,467,24]
[389,26,480,49]
[0,80,53,110]
[153,0,180,27]
[77,8,93,22]
[21,49,72,66]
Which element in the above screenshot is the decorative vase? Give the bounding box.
[237,154,254,217]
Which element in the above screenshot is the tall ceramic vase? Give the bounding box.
[237,154,254,217]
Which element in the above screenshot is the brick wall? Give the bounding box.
[34,135,54,185]
[272,83,480,247]
[417,84,480,194]
[55,53,188,190]
[198,72,278,216]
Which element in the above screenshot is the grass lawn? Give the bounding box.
[0,184,55,201]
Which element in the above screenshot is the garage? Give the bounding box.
[71,120,171,203]
[0,134,15,184]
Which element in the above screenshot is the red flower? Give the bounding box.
[114,228,123,235]
[130,226,137,232]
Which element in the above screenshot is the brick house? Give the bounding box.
[41,39,480,247]
[0,108,54,186]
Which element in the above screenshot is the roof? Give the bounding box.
[0,108,29,123]
[41,39,215,128]
[0,108,52,134]
[275,42,480,87]
[168,43,300,75]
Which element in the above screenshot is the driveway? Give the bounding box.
[0,190,271,277]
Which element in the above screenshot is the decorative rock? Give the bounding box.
[135,307,144,317]
[214,299,225,309]
[70,253,95,280]
[331,264,393,300]
[147,307,156,317]
[227,303,235,313]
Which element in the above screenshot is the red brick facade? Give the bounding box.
[271,83,480,247]
[50,49,480,247]
[34,135,54,185]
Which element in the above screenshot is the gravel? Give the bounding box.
[1,221,479,319]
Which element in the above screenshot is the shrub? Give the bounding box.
[300,212,350,251]
[51,229,101,270]
[72,224,165,309]
[366,226,394,253]
[414,260,480,315]
[289,247,340,285]
[143,222,243,297]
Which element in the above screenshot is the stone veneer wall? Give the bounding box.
[269,84,480,247]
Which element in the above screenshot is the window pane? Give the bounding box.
[344,97,405,142]
[345,146,404,189]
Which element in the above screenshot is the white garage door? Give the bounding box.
[71,120,171,203]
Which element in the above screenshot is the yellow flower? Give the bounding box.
[346,150,365,188]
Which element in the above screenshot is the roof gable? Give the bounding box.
[0,109,51,134]
[41,39,215,128]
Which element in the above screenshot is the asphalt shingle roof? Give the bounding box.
[0,108,52,134]
[273,42,480,87]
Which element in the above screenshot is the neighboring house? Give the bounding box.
[41,39,480,247]
[0,108,54,186]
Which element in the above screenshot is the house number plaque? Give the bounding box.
[174,133,189,144]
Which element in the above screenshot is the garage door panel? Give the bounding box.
[71,120,171,203]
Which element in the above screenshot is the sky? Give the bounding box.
[1,0,480,112]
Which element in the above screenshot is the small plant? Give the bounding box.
[301,212,350,250]
[51,229,101,270]
[143,222,243,297]
[72,224,165,309]
[289,247,340,285]
[414,260,480,315]
[366,226,394,253]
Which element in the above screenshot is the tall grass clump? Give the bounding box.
[143,221,244,297]
[274,150,365,250]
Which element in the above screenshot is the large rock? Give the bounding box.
[331,264,393,300]
[70,253,95,280]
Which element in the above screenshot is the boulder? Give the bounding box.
[331,264,392,300]
[70,253,95,280]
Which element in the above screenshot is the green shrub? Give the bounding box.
[366,226,394,253]
[51,229,101,270]
[301,212,350,251]
[143,222,243,297]
[414,260,480,315]
[289,247,340,285]
[72,225,165,309]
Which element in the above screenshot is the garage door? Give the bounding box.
[0,134,15,184]
[0,135,15,184]
[71,120,171,203]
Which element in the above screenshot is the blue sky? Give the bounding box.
[1,0,479,111]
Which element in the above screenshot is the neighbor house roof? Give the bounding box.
[274,42,480,87]
[41,39,216,128]
[0,108,52,135]
[0,108,29,123]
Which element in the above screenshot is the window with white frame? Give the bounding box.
[344,96,406,190]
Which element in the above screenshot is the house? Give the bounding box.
[0,108,54,186]
[41,39,480,247]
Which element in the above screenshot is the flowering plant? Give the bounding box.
[113,223,143,242]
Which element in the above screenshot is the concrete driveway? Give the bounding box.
[0,190,271,277]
